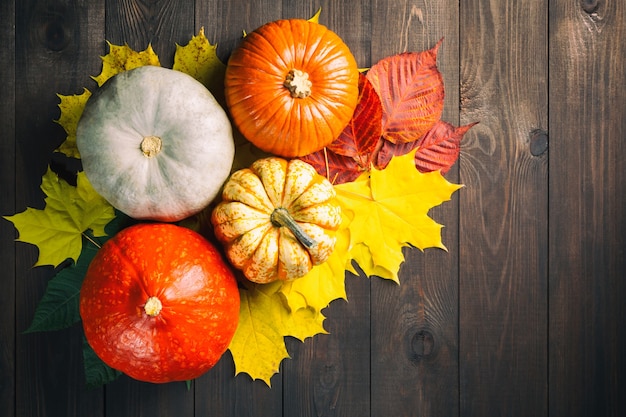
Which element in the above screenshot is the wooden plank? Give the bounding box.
[99,1,195,416]
[105,377,195,417]
[105,0,196,67]
[548,2,626,416]
[458,0,549,415]
[273,2,373,416]
[192,1,285,416]
[369,1,461,416]
[196,0,281,63]
[0,0,16,415]
[282,275,371,417]
[13,1,106,416]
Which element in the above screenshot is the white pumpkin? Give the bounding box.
[76,65,234,222]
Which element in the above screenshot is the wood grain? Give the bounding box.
[459,0,549,415]
[190,2,286,416]
[274,3,374,416]
[2,0,626,416]
[282,275,371,417]
[369,1,461,416]
[13,1,106,416]
[548,1,626,416]
[0,0,16,415]
[105,0,196,67]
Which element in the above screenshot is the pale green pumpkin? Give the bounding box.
[77,65,234,222]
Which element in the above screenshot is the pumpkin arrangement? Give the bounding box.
[4,11,475,386]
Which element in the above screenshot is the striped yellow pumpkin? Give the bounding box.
[211,157,341,283]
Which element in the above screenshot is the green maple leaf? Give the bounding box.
[4,168,116,267]
[24,240,99,333]
[92,42,160,87]
[55,89,91,158]
[335,149,462,282]
[82,336,122,387]
[24,213,131,334]
[173,28,226,103]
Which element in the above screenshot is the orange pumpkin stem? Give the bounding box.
[284,69,312,98]
[140,135,162,158]
[144,296,163,317]
[270,207,317,249]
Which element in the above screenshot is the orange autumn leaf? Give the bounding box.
[366,41,444,144]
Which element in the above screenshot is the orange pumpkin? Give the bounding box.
[211,157,342,283]
[79,223,240,383]
[224,19,360,158]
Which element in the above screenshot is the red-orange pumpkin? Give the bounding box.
[224,18,360,158]
[79,223,240,383]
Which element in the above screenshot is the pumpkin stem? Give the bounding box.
[271,207,317,249]
[140,135,162,158]
[284,69,312,98]
[144,296,163,317]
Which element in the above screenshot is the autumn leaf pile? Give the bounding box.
[4,13,474,387]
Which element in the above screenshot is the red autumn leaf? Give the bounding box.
[414,121,476,174]
[300,148,363,185]
[328,73,382,160]
[376,120,477,174]
[375,136,420,170]
[302,74,383,185]
[367,41,445,144]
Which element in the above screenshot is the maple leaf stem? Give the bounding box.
[323,147,331,181]
[82,232,102,249]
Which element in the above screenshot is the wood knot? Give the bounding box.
[581,0,599,14]
[34,5,73,52]
[408,329,435,363]
[530,129,548,156]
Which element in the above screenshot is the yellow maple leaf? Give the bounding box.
[55,88,91,158]
[172,28,226,102]
[92,42,160,87]
[228,280,327,385]
[281,307,327,342]
[345,242,397,280]
[4,168,116,267]
[335,149,462,283]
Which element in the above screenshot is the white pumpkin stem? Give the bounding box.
[140,135,162,158]
[284,69,312,98]
[271,207,317,249]
[144,296,163,317]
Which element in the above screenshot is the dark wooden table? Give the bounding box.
[2,1,624,416]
